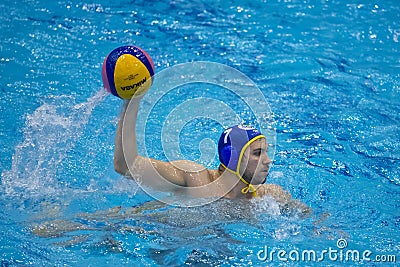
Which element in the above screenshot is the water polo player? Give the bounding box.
[114,97,311,215]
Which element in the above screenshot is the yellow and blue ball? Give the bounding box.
[102,45,155,99]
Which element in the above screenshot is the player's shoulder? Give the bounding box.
[169,160,214,187]
[170,160,208,173]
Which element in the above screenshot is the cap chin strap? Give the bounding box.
[221,135,266,197]
[221,163,257,196]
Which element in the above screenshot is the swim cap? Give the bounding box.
[218,125,265,172]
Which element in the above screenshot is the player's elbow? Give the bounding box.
[114,158,129,176]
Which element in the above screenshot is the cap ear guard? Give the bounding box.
[220,145,239,171]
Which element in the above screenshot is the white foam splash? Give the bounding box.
[1,90,107,200]
[250,195,281,216]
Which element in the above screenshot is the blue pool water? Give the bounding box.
[1,0,399,266]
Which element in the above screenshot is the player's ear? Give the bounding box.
[220,145,239,170]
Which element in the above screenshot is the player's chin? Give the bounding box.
[253,175,267,185]
[261,176,267,184]
[261,171,269,183]
[258,176,267,184]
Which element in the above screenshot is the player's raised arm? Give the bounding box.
[113,99,137,176]
[114,97,212,189]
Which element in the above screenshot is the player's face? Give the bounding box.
[240,138,272,185]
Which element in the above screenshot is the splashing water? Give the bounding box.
[1,90,107,201]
